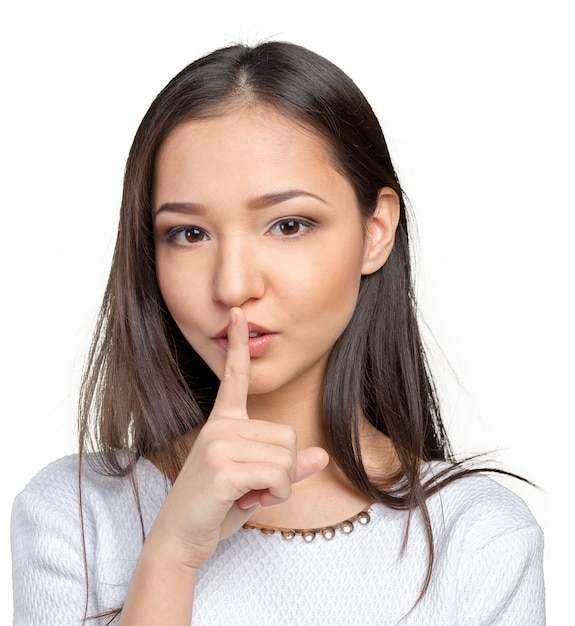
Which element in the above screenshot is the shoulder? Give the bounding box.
[424,463,544,603]
[12,453,168,529]
[12,455,83,529]
[419,463,546,623]
[423,462,542,545]
[12,453,170,622]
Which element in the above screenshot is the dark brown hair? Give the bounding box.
[79,42,479,616]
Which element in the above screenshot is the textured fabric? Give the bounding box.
[12,455,545,625]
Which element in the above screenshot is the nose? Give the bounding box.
[212,236,265,307]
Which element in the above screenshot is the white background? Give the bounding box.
[1,0,573,623]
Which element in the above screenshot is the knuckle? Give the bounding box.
[275,447,295,471]
[215,470,237,493]
[199,419,224,441]
[202,437,229,466]
[279,424,297,448]
[223,361,248,379]
[266,467,292,500]
[269,463,291,486]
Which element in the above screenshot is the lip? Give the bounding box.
[214,322,277,357]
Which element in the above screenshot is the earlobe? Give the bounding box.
[361,187,401,275]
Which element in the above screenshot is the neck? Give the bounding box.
[245,389,398,529]
[246,373,327,450]
[163,370,399,525]
[246,457,372,530]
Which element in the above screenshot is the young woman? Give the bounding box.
[11,42,545,625]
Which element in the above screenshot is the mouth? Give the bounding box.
[214,323,277,357]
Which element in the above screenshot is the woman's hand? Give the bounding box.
[119,307,328,624]
[147,307,329,573]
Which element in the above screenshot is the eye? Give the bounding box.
[167,226,209,245]
[268,218,313,238]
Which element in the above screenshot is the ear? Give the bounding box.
[361,187,401,275]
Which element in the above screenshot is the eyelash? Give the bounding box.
[165,218,316,246]
[267,218,315,238]
[166,226,208,246]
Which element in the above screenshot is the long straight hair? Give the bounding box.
[79,42,478,612]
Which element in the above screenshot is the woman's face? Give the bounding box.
[153,106,387,399]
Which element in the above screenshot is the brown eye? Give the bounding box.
[183,228,205,243]
[279,220,301,236]
[168,226,209,245]
[269,218,313,238]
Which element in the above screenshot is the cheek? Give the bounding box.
[292,246,364,326]
[156,263,200,330]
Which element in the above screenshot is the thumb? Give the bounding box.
[291,446,330,484]
[257,447,329,507]
[236,447,329,510]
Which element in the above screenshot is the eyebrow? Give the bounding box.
[155,189,327,217]
[247,189,327,210]
[155,201,206,217]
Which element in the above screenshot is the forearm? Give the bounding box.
[118,534,199,625]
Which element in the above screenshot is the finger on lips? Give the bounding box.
[205,308,328,515]
[211,307,250,419]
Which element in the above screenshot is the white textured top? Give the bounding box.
[12,455,545,625]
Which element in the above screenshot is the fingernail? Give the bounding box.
[229,307,239,327]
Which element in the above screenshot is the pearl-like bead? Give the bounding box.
[339,520,354,534]
[241,505,373,542]
[357,511,371,525]
[321,526,336,540]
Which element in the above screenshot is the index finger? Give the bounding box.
[211,307,250,419]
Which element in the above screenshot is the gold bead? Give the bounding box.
[357,511,371,525]
[242,504,373,542]
[321,526,336,540]
[339,520,354,534]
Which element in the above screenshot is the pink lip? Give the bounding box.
[214,323,277,358]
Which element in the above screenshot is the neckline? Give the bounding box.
[242,504,374,542]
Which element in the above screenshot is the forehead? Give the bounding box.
[157,105,333,164]
[153,105,354,205]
